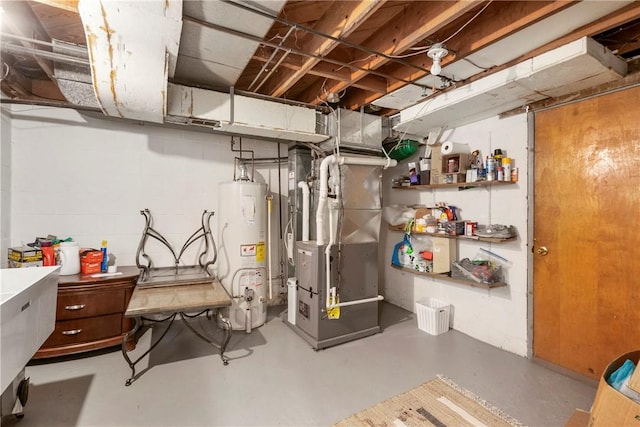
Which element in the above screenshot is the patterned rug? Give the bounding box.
[334,375,523,427]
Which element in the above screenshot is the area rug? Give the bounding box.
[334,375,523,427]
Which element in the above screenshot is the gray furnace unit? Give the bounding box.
[286,156,385,349]
[294,241,380,349]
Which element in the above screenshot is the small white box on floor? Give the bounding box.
[416,298,450,336]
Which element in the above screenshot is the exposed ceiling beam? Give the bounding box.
[30,0,78,13]
[300,0,483,105]
[339,0,580,111]
[1,0,67,101]
[265,0,385,98]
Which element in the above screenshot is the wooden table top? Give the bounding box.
[125,279,231,317]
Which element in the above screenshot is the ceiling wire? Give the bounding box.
[222,0,431,75]
[248,25,296,91]
[387,0,493,59]
[442,0,493,44]
[182,15,431,90]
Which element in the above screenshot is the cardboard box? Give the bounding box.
[429,144,443,185]
[8,246,43,262]
[8,260,43,268]
[590,350,640,426]
[432,237,456,273]
[80,249,103,274]
[81,263,101,274]
[565,409,590,427]
[441,153,471,174]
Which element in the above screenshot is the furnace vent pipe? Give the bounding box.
[297,181,310,241]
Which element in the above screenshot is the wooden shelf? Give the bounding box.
[387,225,516,243]
[390,264,507,289]
[392,180,516,190]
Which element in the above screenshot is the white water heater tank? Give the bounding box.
[218,181,268,330]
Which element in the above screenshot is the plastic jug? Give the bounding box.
[59,241,81,275]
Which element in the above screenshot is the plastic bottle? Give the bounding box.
[101,240,108,273]
[41,241,55,266]
[497,166,504,181]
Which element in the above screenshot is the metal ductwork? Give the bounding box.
[395,37,628,135]
[78,0,182,123]
[166,84,329,143]
[73,0,327,142]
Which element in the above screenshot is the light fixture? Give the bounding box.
[427,43,448,76]
[326,92,340,103]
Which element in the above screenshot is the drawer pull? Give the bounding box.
[62,329,83,336]
[65,304,86,311]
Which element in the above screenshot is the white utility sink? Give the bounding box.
[0,266,59,394]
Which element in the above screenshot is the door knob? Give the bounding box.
[536,246,549,256]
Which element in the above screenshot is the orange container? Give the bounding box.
[80,249,103,274]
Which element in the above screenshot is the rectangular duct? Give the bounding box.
[396,37,627,135]
[166,84,329,143]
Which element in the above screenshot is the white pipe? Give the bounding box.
[335,155,398,168]
[245,305,252,333]
[267,194,273,300]
[315,154,398,311]
[328,295,384,308]
[297,181,310,241]
[316,155,336,246]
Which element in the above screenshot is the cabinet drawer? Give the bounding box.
[57,289,126,320]
[42,313,123,348]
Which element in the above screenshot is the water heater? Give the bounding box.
[218,181,268,331]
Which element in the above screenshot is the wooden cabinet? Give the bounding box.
[33,266,139,359]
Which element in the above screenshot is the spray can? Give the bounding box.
[100,240,108,273]
[486,156,496,181]
[502,157,512,182]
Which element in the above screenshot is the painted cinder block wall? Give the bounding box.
[380,114,529,356]
[5,105,289,293]
[5,106,530,356]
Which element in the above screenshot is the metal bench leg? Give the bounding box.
[218,310,232,366]
[121,313,177,386]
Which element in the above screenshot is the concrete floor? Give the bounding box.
[5,303,595,427]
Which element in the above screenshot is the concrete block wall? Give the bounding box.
[381,114,529,356]
[6,105,288,293]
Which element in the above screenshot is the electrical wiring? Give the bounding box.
[388,1,493,61]
[442,0,493,44]
[462,56,490,71]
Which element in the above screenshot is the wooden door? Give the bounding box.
[533,86,640,379]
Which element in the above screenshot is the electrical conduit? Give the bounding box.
[315,154,398,310]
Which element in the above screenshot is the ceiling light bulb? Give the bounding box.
[427,43,448,76]
[326,92,340,103]
[430,60,442,76]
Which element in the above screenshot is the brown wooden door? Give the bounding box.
[533,86,640,379]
